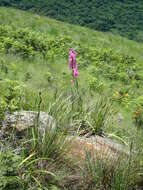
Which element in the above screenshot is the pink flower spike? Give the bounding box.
[73,67,79,78]
[68,49,77,70]
[68,48,79,79]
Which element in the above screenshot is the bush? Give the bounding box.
[0,151,22,190]
[0,25,74,59]
[88,77,105,93]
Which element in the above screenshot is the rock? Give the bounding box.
[2,111,56,136]
[67,135,129,164]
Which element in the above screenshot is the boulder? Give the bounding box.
[2,111,56,136]
[67,135,129,164]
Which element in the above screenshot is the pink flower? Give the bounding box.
[69,49,76,69]
[73,67,79,78]
[68,49,79,78]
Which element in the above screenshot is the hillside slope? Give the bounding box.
[0,7,143,139]
[0,7,143,189]
[1,0,143,42]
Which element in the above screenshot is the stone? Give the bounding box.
[67,135,129,164]
[2,111,56,136]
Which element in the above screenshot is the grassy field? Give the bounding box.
[0,7,143,190]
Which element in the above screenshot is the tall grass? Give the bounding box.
[81,142,143,190]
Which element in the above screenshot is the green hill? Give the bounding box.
[0,7,143,190]
[1,0,143,42]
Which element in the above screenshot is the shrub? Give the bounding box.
[0,151,22,190]
[88,77,105,93]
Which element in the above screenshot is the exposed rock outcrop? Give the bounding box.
[68,135,129,164]
[1,111,56,136]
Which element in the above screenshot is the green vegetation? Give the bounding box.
[1,0,143,42]
[0,7,143,189]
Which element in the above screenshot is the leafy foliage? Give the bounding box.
[0,79,26,122]
[0,25,74,59]
[0,151,22,190]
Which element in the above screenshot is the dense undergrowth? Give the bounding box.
[0,7,143,190]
